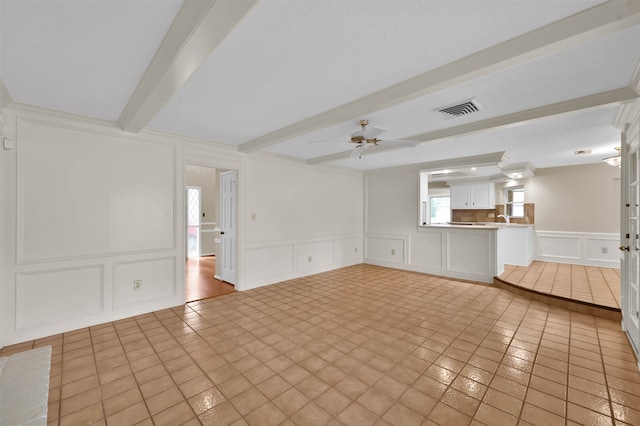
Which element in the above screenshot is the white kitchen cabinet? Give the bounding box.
[450,183,495,209]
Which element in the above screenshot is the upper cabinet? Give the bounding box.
[450,183,495,209]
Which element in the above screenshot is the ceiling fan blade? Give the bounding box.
[363,126,386,139]
[309,140,347,144]
[378,139,418,148]
[350,145,362,157]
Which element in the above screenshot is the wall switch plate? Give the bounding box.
[250,213,256,221]
[355,247,358,253]
[602,247,608,254]
[308,256,312,263]
[391,249,396,255]
[133,280,142,291]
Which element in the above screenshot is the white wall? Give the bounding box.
[0,106,364,346]
[243,155,364,289]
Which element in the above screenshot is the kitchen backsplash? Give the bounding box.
[452,203,535,224]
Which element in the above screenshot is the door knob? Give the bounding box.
[619,245,630,251]
[220,231,225,235]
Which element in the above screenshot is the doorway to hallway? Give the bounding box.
[184,165,238,302]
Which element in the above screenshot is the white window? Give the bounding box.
[430,195,451,224]
[505,186,525,218]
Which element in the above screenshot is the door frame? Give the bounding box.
[182,163,240,300]
[621,124,640,369]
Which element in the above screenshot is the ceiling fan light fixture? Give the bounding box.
[603,146,621,168]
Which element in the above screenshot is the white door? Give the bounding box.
[186,186,201,259]
[622,125,640,361]
[219,171,237,285]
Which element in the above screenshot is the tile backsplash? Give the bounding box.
[452,203,535,224]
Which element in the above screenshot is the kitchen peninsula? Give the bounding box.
[415,222,535,283]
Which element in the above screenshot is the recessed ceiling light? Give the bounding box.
[470,167,477,171]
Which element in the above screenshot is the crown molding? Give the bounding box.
[118,0,257,132]
[615,57,640,128]
[239,0,640,154]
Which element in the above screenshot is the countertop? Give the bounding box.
[421,222,534,230]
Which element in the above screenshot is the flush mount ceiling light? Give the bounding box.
[603,147,621,168]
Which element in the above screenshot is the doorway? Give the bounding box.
[184,165,237,302]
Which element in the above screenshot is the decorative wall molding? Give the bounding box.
[365,234,407,265]
[536,231,620,268]
[113,257,177,309]
[15,117,177,264]
[244,235,362,290]
[15,265,104,330]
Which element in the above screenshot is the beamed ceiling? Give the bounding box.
[1,0,639,173]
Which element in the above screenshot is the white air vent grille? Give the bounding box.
[436,98,482,119]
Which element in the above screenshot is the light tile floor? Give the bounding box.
[499,262,621,309]
[2,264,640,425]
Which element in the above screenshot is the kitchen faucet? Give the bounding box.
[497,214,510,224]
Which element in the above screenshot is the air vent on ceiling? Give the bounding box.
[574,149,592,155]
[436,98,483,119]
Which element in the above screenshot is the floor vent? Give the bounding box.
[436,98,482,119]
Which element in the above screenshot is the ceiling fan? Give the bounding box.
[313,120,418,159]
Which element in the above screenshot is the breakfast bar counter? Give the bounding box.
[413,223,535,283]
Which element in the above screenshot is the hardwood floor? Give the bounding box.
[185,256,235,302]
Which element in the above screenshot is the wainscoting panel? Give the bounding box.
[298,240,335,272]
[16,266,103,330]
[244,235,363,289]
[536,231,619,268]
[446,230,495,276]
[365,235,406,264]
[410,232,443,269]
[113,258,176,309]
[334,237,363,267]
[245,244,295,285]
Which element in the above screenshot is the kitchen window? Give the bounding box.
[505,186,525,218]
[430,195,451,224]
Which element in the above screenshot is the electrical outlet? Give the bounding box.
[602,247,608,254]
[133,280,142,291]
[308,256,312,263]
[391,249,396,255]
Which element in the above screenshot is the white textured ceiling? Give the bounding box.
[1,0,638,173]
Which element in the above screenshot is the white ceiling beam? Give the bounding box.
[307,87,638,165]
[240,0,640,154]
[410,87,638,144]
[118,0,257,133]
